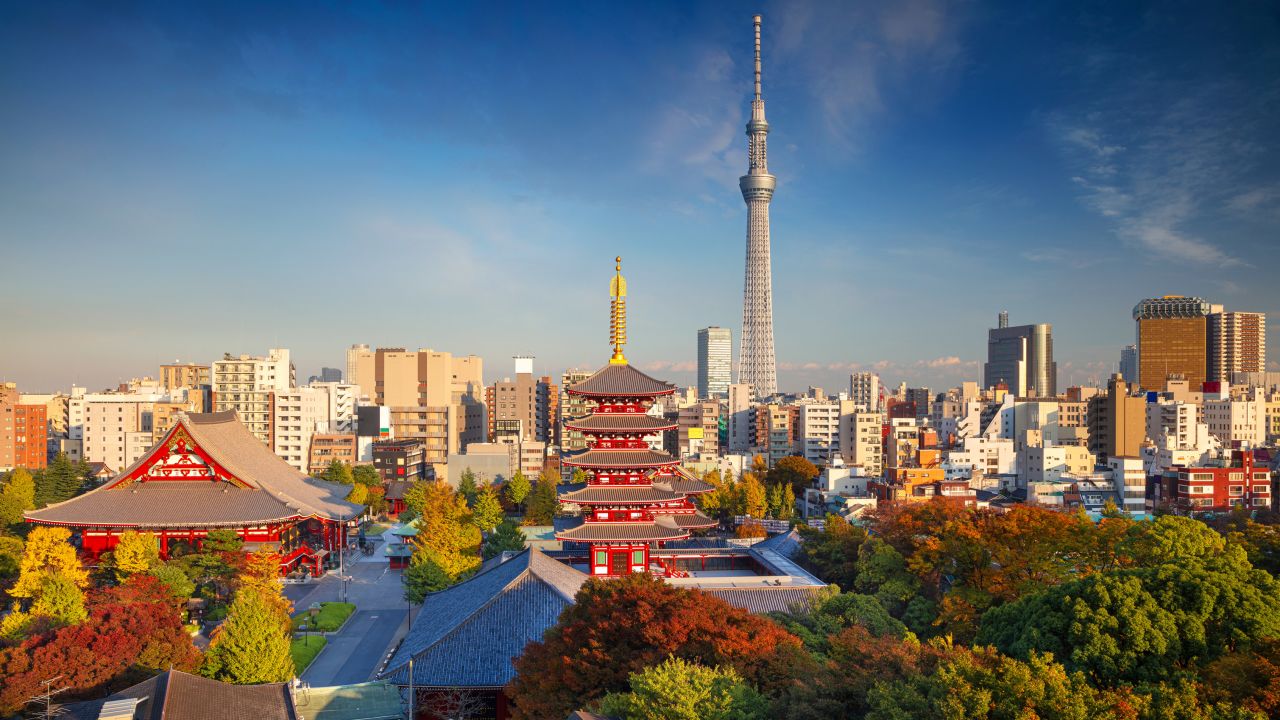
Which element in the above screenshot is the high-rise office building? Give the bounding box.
[697,327,732,398]
[1119,345,1138,383]
[1208,311,1267,382]
[738,15,778,398]
[1133,296,1217,391]
[983,318,1056,397]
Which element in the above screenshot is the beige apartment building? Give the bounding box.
[1087,376,1146,463]
[347,345,485,471]
[160,363,211,392]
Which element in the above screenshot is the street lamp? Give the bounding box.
[300,623,309,646]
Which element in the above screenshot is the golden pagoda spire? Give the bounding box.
[609,256,628,364]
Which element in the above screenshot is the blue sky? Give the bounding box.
[2,1,1277,394]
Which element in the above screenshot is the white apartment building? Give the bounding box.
[1144,399,1220,476]
[272,383,358,473]
[795,401,839,464]
[838,407,883,477]
[1107,455,1147,514]
[849,372,881,412]
[213,348,293,446]
[1204,389,1268,448]
[944,436,1016,480]
[1019,444,1094,486]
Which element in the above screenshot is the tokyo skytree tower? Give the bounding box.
[738,14,778,397]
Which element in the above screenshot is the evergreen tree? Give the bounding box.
[505,472,531,509]
[0,468,36,526]
[12,526,89,599]
[599,657,768,720]
[319,459,354,485]
[483,520,527,559]
[111,530,161,580]
[201,587,295,683]
[570,468,588,485]
[472,484,505,533]
[524,474,560,525]
[34,453,85,507]
[150,563,197,599]
[458,468,479,506]
[351,463,379,486]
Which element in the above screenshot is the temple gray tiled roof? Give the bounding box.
[701,586,824,614]
[26,411,361,528]
[566,364,675,397]
[61,669,298,720]
[379,548,588,688]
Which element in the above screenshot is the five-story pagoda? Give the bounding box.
[556,257,715,576]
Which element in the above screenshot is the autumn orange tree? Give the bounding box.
[508,573,801,720]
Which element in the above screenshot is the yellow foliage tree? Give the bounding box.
[741,473,767,519]
[112,530,160,579]
[11,526,88,599]
[237,552,291,632]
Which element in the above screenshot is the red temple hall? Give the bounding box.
[26,411,362,575]
[555,257,715,575]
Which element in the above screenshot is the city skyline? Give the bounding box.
[2,2,1278,394]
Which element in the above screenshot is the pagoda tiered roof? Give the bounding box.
[555,516,691,542]
[665,513,718,529]
[561,448,680,469]
[567,363,675,398]
[560,485,686,505]
[563,414,677,433]
[26,411,361,528]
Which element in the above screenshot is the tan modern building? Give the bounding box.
[557,368,594,453]
[1087,376,1146,463]
[346,346,485,465]
[838,406,884,477]
[486,357,556,444]
[677,400,721,457]
[1134,296,1217,392]
[80,392,164,471]
[308,433,359,475]
[1208,311,1267,382]
[160,363,211,392]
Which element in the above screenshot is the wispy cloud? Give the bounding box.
[1051,77,1278,267]
[641,360,697,373]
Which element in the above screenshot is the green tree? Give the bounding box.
[482,520,527,559]
[767,482,794,521]
[458,468,479,506]
[403,482,482,602]
[12,526,89,599]
[29,571,88,627]
[797,518,867,590]
[524,473,559,525]
[111,530,161,580]
[150,563,197,599]
[33,453,86,507]
[505,472,531,509]
[570,468,588,485]
[0,469,36,526]
[204,528,245,553]
[0,534,23,581]
[201,587,295,683]
[351,463,379,486]
[472,485,505,533]
[599,657,768,720]
[853,537,923,618]
[741,473,767,518]
[318,459,354,485]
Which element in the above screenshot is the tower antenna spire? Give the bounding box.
[753,14,762,100]
[609,256,628,365]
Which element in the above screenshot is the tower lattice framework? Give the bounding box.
[738,14,778,397]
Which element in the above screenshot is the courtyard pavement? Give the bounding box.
[286,552,412,687]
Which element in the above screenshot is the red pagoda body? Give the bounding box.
[555,257,715,576]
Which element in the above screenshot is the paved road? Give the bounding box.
[289,556,410,686]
